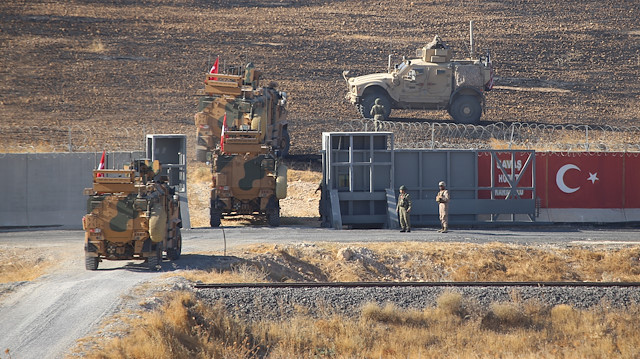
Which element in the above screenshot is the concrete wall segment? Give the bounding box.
[0,152,143,228]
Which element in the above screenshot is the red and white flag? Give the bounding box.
[220,113,227,153]
[535,153,624,209]
[96,150,106,177]
[208,56,219,81]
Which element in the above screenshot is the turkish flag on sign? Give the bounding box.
[537,153,623,209]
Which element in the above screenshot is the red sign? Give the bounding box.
[477,151,534,200]
[477,152,640,209]
[624,154,640,208]
[536,153,621,208]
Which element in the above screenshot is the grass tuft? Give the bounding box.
[482,302,531,332]
[87,39,106,53]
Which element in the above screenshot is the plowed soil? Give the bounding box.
[1,0,639,154]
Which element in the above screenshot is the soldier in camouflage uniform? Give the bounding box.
[396,185,412,232]
[435,181,450,233]
[370,98,385,131]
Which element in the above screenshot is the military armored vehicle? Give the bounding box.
[194,62,288,227]
[82,160,182,270]
[344,21,494,124]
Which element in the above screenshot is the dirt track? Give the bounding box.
[1,0,639,154]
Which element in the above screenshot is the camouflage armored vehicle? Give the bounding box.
[194,62,288,227]
[82,160,182,270]
[344,21,494,124]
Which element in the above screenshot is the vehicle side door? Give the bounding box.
[401,65,428,103]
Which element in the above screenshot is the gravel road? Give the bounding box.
[0,226,638,358]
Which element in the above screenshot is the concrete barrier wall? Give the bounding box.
[0,152,143,228]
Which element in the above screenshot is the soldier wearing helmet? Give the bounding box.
[396,185,412,232]
[370,98,386,131]
[435,181,449,233]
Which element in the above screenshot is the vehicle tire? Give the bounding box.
[449,95,482,124]
[279,127,290,158]
[147,245,162,270]
[267,207,280,227]
[210,208,222,227]
[166,229,182,260]
[85,256,99,271]
[358,90,392,120]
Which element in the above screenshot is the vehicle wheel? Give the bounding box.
[85,256,99,271]
[358,90,392,120]
[279,127,290,158]
[449,95,482,124]
[166,229,182,260]
[147,245,162,270]
[210,208,222,227]
[267,207,280,227]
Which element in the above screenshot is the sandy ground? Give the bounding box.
[1,0,639,154]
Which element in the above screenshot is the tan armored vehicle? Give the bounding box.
[82,160,182,270]
[194,62,288,227]
[344,22,494,124]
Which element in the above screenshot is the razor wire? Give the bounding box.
[2,121,640,154]
[338,119,640,152]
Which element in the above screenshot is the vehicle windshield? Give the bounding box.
[395,62,409,73]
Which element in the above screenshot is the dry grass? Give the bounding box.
[82,292,260,359]
[176,263,268,284]
[86,39,106,53]
[77,242,640,358]
[85,291,640,359]
[229,242,640,283]
[0,247,56,283]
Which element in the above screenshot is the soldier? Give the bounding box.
[435,181,449,233]
[396,185,412,232]
[370,98,385,131]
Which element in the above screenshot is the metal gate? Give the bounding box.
[322,132,536,229]
[146,134,190,228]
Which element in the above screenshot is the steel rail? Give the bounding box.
[194,281,640,289]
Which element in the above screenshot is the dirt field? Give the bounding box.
[1,0,639,155]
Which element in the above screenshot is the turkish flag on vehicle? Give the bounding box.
[96,150,106,178]
[220,113,227,153]
[208,57,219,81]
[536,153,623,209]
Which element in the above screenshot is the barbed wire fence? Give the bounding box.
[2,121,640,154]
[339,119,640,152]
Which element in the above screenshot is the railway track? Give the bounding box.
[195,281,640,289]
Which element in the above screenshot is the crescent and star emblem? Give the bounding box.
[556,164,599,194]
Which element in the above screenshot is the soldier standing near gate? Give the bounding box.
[435,181,449,233]
[397,185,412,232]
[370,98,385,131]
